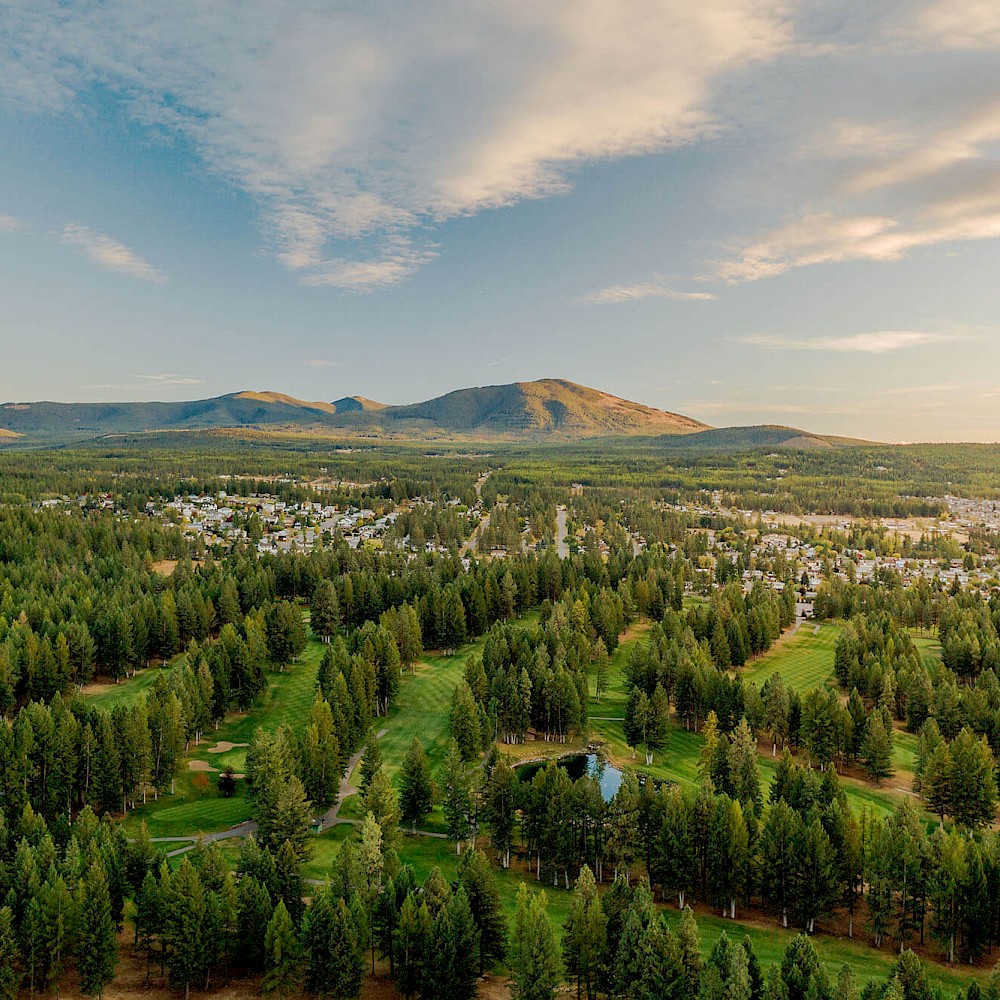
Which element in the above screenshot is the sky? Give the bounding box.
[2,1,1000,442]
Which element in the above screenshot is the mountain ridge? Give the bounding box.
[0,379,852,448]
[0,379,708,440]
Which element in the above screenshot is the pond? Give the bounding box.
[514,753,623,802]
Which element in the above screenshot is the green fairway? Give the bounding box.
[585,624,903,819]
[129,770,251,839]
[120,609,968,993]
[121,636,326,838]
[739,622,840,693]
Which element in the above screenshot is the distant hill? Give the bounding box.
[0,379,709,442]
[655,425,837,450]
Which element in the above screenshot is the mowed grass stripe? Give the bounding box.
[739,622,840,693]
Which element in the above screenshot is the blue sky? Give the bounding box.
[2,0,1000,441]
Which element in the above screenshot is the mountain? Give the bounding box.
[0,379,709,442]
[331,395,388,413]
[383,379,707,436]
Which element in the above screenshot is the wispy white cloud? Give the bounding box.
[305,359,337,368]
[579,280,717,305]
[906,0,1000,49]
[714,187,1000,283]
[136,373,203,385]
[60,225,167,283]
[740,330,967,354]
[0,215,23,233]
[0,1,793,289]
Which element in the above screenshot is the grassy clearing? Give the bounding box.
[659,905,984,994]
[84,663,173,711]
[132,774,251,840]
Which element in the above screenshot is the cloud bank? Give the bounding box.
[741,330,968,354]
[0,0,792,289]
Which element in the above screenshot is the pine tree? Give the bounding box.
[593,639,610,705]
[236,875,273,971]
[399,738,433,831]
[263,900,301,998]
[163,858,207,1000]
[623,687,650,761]
[457,848,508,975]
[451,681,483,761]
[645,684,671,765]
[42,872,75,990]
[485,757,518,868]
[779,934,828,1000]
[761,799,798,928]
[310,579,341,642]
[357,768,399,860]
[729,716,762,808]
[613,905,648,997]
[77,861,118,998]
[562,866,606,1000]
[677,905,703,998]
[275,838,306,925]
[657,785,696,909]
[790,817,838,934]
[259,774,314,861]
[441,586,468,653]
[301,693,342,808]
[861,713,894,785]
[637,916,686,999]
[425,887,480,1000]
[303,887,363,999]
[218,578,242,627]
[0,906,23,1000]
[394,893,431,999]
[360,733,384,796]
[360,813,386,973]
[510,884,560,1000]
[699,711,720,782]
[442,740,475,854]
[949,727,998,830]
[266,601,307,670]
[835,965,859,1000]
[922,741,953,823]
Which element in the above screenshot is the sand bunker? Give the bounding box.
[188,760,219,772]
[205,741,249,753]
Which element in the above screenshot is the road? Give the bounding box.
[556,506,569,559]
[463,511,491,556]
